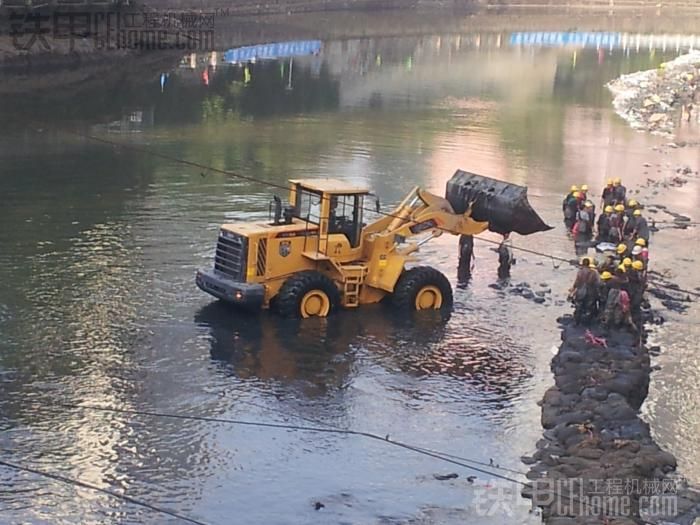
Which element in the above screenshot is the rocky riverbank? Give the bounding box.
[521,317,700,524]
[608,52,700,136]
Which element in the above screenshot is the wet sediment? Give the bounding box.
[522,319,700,524]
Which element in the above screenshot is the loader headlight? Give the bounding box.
[234,291,243,301]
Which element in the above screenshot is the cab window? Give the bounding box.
[295,187,322,224]
[328,194,363,248]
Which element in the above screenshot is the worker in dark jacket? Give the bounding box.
[458,234,474,283]
[600,254,617,273]
[609,204,626,244]
[568,258,599,325]
[624,209,639,237]
[601,179,615,208]
[597,205,613,242]
[612,178,627,205]
[630,209,650,246]
[625,199,641,219]
[598,270,613,315]
[628,260,647,314]
[574,205,592,244]
[497,233,515,279]
[584,200,596,232]
[562,188,580,231]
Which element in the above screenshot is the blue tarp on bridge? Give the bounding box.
[509,32,623,48]
[224,40,323,63]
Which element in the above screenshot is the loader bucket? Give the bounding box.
[445,170,553,236]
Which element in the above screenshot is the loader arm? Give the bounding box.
[364,186,489,243]
[361,187,489,292]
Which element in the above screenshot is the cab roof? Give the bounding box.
[289,178,369,195]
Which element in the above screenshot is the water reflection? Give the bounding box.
[1,29,684,133]
[196,302,530,409]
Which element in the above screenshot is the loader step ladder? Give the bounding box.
[340,264,367,308]
[302,251,330,261]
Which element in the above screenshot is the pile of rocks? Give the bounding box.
[489,280,553,305]
[608,52,700,136]
[521,321,700,524]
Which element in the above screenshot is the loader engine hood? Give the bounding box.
[445,170,553,235]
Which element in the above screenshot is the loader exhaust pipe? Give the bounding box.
[445,170,553,236]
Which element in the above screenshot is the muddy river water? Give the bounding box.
[1,11,699,524]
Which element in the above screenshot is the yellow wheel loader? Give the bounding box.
[196,170,551,318]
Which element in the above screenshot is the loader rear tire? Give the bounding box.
[276,271,341,319]
[391,266,453,311]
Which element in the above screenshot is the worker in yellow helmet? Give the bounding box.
[562,187,580,231]
[584,200,596,232]
[601,262,635,331]
[610,205,626,243]
[615,243,628,265]
[569,257,600,325]
[597,205,614,242]
[574,199,593,243]
[602,179,615,207]
[612,178,627,205]
[628,259,647,313]
[598,270,613,315]
[628,209,650,247]
[580,184,589,200]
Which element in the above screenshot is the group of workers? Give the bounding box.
[566,178,653,331]
[562,179,651,247]
[457,177,654,332]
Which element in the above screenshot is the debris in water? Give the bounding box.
[608,51,700,136]
[433,473,459,481]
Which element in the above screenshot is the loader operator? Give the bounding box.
[328,196,355,244]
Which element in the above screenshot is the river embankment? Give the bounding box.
[522,319,700,524]
[608,51,700,136]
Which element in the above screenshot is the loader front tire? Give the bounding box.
[391,266,453,311]
[276,271,341,318]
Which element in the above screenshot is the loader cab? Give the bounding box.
[289,179,369,250]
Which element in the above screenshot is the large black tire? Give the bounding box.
[391,266,453,311]
[275,271,341,319]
